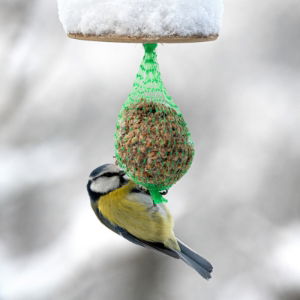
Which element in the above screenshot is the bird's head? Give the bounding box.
[87,164,127,201]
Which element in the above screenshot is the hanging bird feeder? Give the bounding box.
[57,0,223,203]
[115,43,194,203]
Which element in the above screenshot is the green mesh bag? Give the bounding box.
[115,44,194,203]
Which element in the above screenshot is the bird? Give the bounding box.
[87,163,213,279]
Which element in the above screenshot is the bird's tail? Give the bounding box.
[177,240,213,280]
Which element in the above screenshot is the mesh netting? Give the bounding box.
[115,44,194,203]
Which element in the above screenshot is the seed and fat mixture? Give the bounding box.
[116,100,194,188]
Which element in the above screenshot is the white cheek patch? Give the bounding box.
[90,176,120,194]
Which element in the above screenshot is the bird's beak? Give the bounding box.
[119,170,126,176]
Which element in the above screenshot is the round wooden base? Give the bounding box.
[67,33,219,43]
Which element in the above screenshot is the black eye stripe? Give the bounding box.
[103,172,119,177]
[92,172,121,181]
[96,172,119,178]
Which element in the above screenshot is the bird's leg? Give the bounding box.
[160,189,168,196]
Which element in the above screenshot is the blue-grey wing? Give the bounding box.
[117,226,180,258]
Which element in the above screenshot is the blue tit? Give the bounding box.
[87,163,213,279]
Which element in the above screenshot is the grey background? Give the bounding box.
[0,1,300,299]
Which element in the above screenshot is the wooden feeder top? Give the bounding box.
[58,0,223,44]
[67,33,219,43]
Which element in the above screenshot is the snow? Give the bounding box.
[57,0,223,37]
[269,224,300,286]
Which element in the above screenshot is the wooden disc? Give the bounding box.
[67,33,219,43]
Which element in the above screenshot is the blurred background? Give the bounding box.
[1,0,300,299]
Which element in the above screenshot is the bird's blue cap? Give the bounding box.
[89,164,110,177]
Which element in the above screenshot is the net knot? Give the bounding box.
[149,188,168,204]
[143,43,157,53]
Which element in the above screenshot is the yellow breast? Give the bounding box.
[98,181,179,249]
